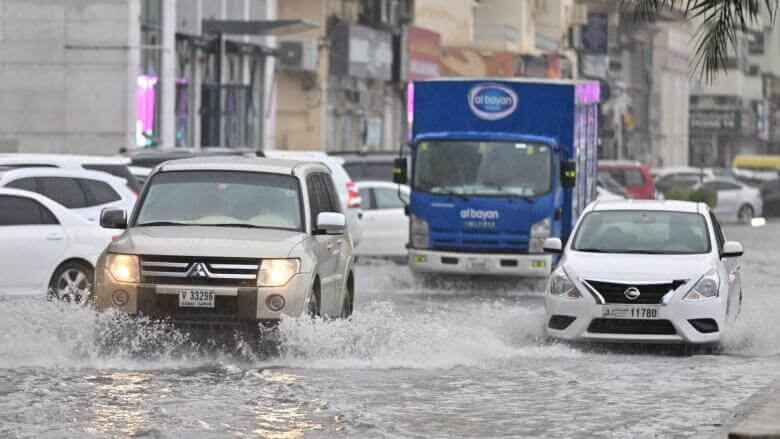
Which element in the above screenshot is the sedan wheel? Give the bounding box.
[738,205,754,224]
[49,262,93,303]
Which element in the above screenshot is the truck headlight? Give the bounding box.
[684,270,720,301]
[259,259,300,287]
[106,254,140,283]
[410,213,430,249]
[549,267,581,299]
[530,217,552,253]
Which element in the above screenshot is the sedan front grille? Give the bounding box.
[140,256,259,287]
[587,318,677,335]
[584,280,687,304]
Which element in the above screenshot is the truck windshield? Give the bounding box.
[413,140,553,197]
[572,210,711,254]
[134,171,303,231]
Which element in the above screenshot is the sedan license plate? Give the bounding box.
[178,289,215,308]
[602,305,659,319]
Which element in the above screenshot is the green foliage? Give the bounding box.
[663,185,718,208]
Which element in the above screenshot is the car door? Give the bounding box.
[307,173,340,315]
[709,181,740,220]
[79,178,125,219]
[0,195,68,294]
[321,174,350,313]
[364,186,408,256]
[710,213,741,315]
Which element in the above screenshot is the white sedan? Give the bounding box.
[0,188,119,300]
[355,181,409,258]
[0,167,137,222]
[696,178,762,223]
[543,199,743,345]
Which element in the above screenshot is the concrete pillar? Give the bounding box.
[160,0,177,148]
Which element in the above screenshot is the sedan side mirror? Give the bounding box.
[543,237,563,253]
[315,212,346,235]
[722,241,743,258]
[100,208,127,229]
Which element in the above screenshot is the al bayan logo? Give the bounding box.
[468,83,518,120]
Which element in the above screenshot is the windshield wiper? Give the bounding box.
[203,223,265,229]
[574,248,611,253]
[136,221,191,227]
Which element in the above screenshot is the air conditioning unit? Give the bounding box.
[278,39,318,72]
[571,4,588,25]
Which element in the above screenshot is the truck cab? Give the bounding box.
[396,79,600,277]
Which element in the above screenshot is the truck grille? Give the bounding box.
[140,256,259,287]
[587,318,677,335]
[584,280,687,304]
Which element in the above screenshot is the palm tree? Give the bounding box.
[628,0,776,81]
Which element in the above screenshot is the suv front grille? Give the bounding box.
[588,318,677,335]
[140,256,259,287]
[585,280,687,304]
[153,294,239,322]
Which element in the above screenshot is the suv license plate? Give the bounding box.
[179,290,215,308]
[602,306,659,319]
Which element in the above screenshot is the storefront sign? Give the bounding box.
[689,109,741,132]
[407,27,441,81]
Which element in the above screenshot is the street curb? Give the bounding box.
[729,379,780,439]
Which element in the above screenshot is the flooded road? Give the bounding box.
[1,223,779,438]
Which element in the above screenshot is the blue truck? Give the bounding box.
[393,78,601,277]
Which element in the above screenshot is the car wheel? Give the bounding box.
[340,273,354,318]
[49,261,93,303]
[306,281,321,318]
[738,204,754,224]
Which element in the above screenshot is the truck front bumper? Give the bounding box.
[408,249,552,277]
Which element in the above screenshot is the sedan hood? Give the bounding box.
[110,226,307,259]
[563,251,716,283]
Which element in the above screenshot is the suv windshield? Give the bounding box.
[134,171,303,231]
[413,140,552,197]
[572,210,711,254]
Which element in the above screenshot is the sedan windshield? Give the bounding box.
[572,210,711,254]
[413,141,552,197]
[134,171,302,231]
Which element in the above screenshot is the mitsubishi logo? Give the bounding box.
[624,287,641,300]
[187,263,209,278]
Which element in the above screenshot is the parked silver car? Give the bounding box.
[94,157,356,327]
[696,178,763,223]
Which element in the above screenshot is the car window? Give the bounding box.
[358,188,373,210]
[5,177,38,192]
[0,195,59,226]
[39,177,88,208]
[374,187,406,209]
[82,164,141,193]
[623,169,645,186]
[79,179,121,206]
[709,212,725,252]
[319,174,342,213]
[307,175,323,226]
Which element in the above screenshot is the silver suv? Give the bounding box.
[94,157,355,327]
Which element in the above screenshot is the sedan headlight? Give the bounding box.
[530,217,552,253]
[548,267,581,299]
[106,254,140,283]
[410,213,430,249]
[684,269,720,301]
[258,259,300,287]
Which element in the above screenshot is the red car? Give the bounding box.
[598,160,655,199]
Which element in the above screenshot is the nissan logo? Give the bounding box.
[624,287,641,300]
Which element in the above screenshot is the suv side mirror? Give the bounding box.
[561,160,576,188]
[543,237,563,253]
[315,212,346,235]
[100,208,127,229]
[393,157,408,184]
[722,241,743,258]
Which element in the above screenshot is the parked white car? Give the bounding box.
[0,188,119,299]
[356,181,409,258]
[596,186,626,201]
[696,178,763,223]
[263,151,363,246]
[94,157,356,325]
[0,153,142,194]
[129,166,152,187]
[543,199,743,345]
[0,167,137,223]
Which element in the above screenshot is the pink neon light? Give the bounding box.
[137,75,158,135]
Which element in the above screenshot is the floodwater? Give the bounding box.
[1,224,779,438]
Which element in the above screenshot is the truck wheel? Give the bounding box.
[49,261,93,304]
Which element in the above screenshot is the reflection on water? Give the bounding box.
[85,372,153,436]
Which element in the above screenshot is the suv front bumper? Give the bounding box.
[94,268,312,325]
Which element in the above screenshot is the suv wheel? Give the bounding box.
[49,261,93,303]
[306,282,321,318]
[340,274,354,318]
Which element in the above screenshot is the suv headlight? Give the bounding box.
[530,217,552,253]
[410,213,430,249]
[684,269,720,301]
[548,267,581,299]
[259,259,300,287]
[106,254,140,283]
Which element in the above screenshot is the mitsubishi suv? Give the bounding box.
[94,157,356,328]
